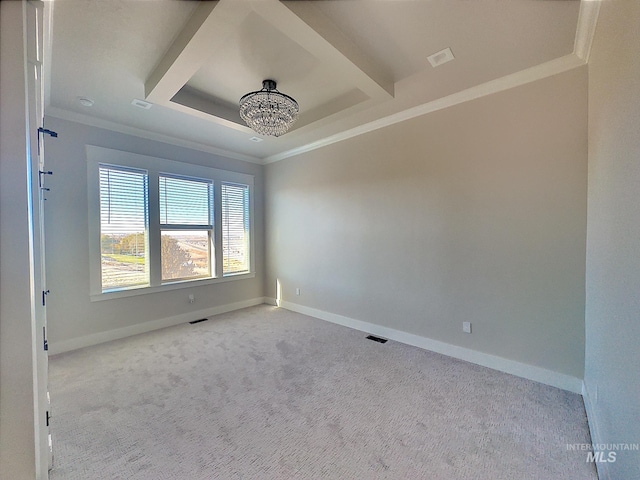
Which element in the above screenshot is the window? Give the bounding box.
[222,182,250,275]
[88,146,254,298]
[159,175,213,282]
[99,166,150,290]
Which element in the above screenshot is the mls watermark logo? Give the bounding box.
[566,443,639,463]
[586,450,617,463]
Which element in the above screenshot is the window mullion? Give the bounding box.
[147,170,162,287]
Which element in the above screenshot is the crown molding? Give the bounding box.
[44,1,600,167]
[45,106,263,165]
[263,54,584,164]
[574,0,601,63]
[263,0,600,164]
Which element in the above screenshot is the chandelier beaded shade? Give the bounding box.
[239,80,299,137]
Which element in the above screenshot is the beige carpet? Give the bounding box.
[49,305,597,479]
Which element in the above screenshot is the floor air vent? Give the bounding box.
[366,335,388,344]
[189,318,208,325]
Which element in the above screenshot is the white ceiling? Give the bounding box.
[46,0,596,164]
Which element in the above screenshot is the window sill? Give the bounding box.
[90,272,255,302]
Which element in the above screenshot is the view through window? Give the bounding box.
[159,174,213,282]
[93,153,253,295]
[222,182,250,275]
[99,165,150,290]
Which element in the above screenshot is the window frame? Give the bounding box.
[87,145,255,301]
[221,181,252,276]
[159,173,215,283]
[98,164,151,291]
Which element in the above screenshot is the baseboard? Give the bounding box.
[583,381,608,480]
[279,301,583,394]
[49,297,267,355]
[51,297,584,394]
[263,296,277,306]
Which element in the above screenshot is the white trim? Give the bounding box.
[574,0,601,63]
[45,2,601,168]
[582,381,610,480]
[48,297,267,355]
[46,106,262,165]
[42,0,54,114]
[263,54,584,164]
[86,145,255,298]
[44,2,601,167]
[263,2,600,164]
[90,272,256,302]
[279,301,583,394]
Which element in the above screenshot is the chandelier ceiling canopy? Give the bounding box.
[239,80,299,137]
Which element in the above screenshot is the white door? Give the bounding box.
[26,0,53,475]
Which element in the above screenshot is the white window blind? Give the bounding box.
[222,182,250,275]
[159,174,214,282]
[89,146,255,298]
[159,175,213,226]
[99,165,149,291]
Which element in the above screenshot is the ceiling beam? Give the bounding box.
[145,0,251,103]
[252,0,394,100]
[145,0,394,130]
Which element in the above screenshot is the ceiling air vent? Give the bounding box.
[131,98,153,109]
[427,47,455,68]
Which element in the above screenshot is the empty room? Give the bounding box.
[1,0,638,479]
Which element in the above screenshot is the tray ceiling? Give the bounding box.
[47,0,596,163]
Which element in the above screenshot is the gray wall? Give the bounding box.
[585,1,640,478]
[44,117,265,348]
[265,67,588,379]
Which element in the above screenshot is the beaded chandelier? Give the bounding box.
[239,80,299,137]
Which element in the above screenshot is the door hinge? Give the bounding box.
[37,127,58,138]
[37,128,57,156]
[43,326,48,352]
[46,410,50,427]
[38,170,53,188]
[42,289,49,306]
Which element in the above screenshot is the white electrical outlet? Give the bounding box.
[463,322,472,334]
[188,294,195,304]
[296,288,300,296]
